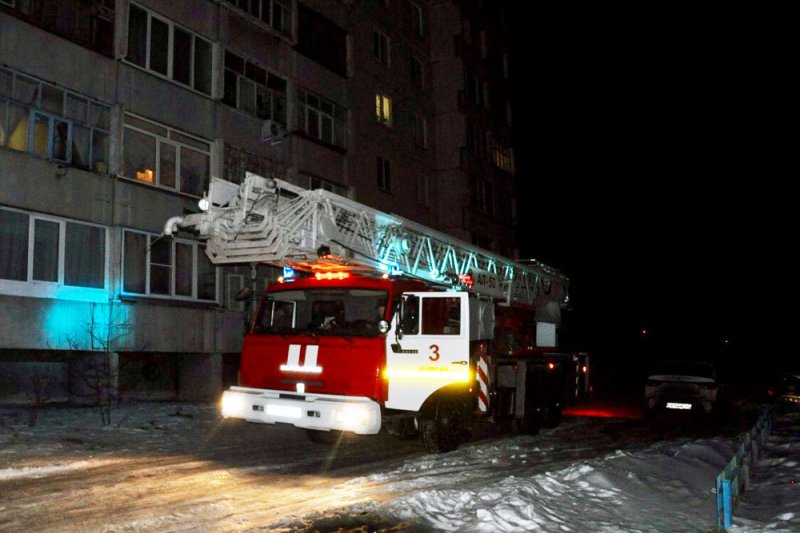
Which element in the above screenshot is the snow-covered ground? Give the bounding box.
[0,401,797,532]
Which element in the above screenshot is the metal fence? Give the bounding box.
[715,408,773,531]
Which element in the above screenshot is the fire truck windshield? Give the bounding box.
[253,289,389,337]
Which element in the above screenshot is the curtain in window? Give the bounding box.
[0,210,29,281]
[123,232,147,293]
[65,223,105,288]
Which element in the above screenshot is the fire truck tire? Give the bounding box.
[306,429,345,445]
[419,397,465,453]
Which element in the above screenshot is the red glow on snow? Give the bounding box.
[563,405,642,420]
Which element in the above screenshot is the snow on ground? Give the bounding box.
[1,401,798,532]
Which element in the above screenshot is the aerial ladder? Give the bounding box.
[163,172,569,307]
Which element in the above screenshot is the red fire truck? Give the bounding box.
[164,174,588,452]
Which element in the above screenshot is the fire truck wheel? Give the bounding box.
[305,429,346,445]
[419,397,465,453]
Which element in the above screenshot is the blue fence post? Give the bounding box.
[722,478,733,530]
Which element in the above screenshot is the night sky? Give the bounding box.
[510,6,794,381]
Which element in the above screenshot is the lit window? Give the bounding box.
[123,114,211,197]
[0,67,110,173]
[375,93,392,126]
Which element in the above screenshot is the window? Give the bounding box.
[226,274,246,311]
[224,0,292,37]
[1,0,114,56]
[306,174,348,196]
[375,93,392,126]
[410,57,425,89]
[377,156,391,192]
[123,230,217,302]
[223,144,282,185]
[475,179,496,215]
[123,114,211,197]
[0,67,110,173]
[222,51,287,125]
[401,295,462,336]
[297,89,345,146]
[297,3,347,76]
[0,208,107,297]
[416,175,429,206]
[414,114,427,148]
[373,31,391,66]
[126,4,213,95]
[408,2,424,37]
[492,144,516,175]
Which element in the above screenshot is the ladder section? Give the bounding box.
[163,173,568,306]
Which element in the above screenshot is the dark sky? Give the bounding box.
[510,6,794,368]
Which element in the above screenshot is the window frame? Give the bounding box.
[414,113,428,148]
[298,89,341,146]
[377,156,391,192]
[122,113,212,198]
[0,67,111,173]
[0,207,109,301]
[222,51,288,125]
[223,0,293,37]
[373,30,391,66]
[126,3,214,96]
[122,229,218,303]
[375,93,393,127]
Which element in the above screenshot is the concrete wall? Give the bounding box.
[0,295,242,353]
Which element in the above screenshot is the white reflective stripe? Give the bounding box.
[287,344,301,367]
[304,345,319,368]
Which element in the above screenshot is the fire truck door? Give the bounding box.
[384,292,470,411]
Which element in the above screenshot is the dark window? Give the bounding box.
[377,156,391,192]
[297,4,347,76]
[127,5,148,66]
[172,28,192,85]
[4,0,115,56]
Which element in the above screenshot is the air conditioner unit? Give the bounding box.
[261,120,286,144]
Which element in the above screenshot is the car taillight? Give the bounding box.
[646,379,660,387]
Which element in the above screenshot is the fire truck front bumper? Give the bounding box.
[220,386,382,435]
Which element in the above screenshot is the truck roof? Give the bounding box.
[267,274,430,293]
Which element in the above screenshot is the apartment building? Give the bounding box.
[0,0,516,403]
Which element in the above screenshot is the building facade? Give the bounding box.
[0,0,516,403]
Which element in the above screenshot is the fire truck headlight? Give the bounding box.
[335,406,370,429]
[220,392,242,417]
